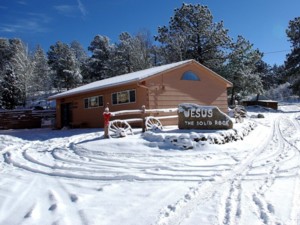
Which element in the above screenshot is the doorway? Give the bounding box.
[61,103,72,128]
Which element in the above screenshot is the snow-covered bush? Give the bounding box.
[142,120,257,150]
[265,82,293,101]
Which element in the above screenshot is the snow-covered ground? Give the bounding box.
[1,103,300,225]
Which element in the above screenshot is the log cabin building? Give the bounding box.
[48,59,233,129]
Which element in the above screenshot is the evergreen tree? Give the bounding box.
[258,63,286,91]
[255,60,273,90]
[221,36,264,104]
[113,31,153,75]
[0,65,22,109]
[48,41,82,91]
[85,35,113,82]
[155,3,231,70]
[151,45,165,66]
[0,38,14,76]
[0,39,13,107]
[285,17,300,95]
[70,40,88,85]
[113,32,133,75]
[133,30,153,70]
[31,45,52,98]
[7,39,33,106]
[70,40,88,69]
[271,64,286,85]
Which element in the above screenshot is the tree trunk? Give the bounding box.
[230,86,235,106]
[256,93,260,105]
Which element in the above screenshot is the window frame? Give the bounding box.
[84,95,104,109]
[112,89,136,105]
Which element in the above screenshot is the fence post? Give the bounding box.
[103,105,111,138]
[141,105,146,132]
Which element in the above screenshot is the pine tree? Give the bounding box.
[0,39,13,107]
[285,17,300,95]
[258,62,286,91]
[70,40,88,69]
[132,30,153,70]
[31,45,52,99]
[0,65,22,109]
[48,41,82,91]
[155,3,230,70]
[112,32,132,75]
[85,35,113,82]
[0,38,14,76]
[255,60,273,90]
[135,30,153,70]
[70,41,87,85]
[2,39,33,107]
[220,36,264,104]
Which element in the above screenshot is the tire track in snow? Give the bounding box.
[3,135,237,182]
[231,115,300,225]
[155,113,296,225]
[0,174,88,225]
[290,175,300,225]
[3,106,300,225]
[221,177,242,225]
[45,178,88,225]
[248,110,300,225]
[154,120,272,225]
[0,175,39,225]
[0,133,96,225]
[243,116,291,225]
[251,193,277,225]
[217,118,284,225]
[279,110,300,225]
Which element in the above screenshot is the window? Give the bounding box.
[181,71,200,81]
[84,95,103,109]
[112,89,136,105]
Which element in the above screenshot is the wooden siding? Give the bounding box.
[55,83,148,129]
[53,61,230,129]
[146,63,229,114]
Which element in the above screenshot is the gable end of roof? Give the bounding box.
[48,59,232,100]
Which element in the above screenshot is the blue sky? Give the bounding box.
[0,0,299,66]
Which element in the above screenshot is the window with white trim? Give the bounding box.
[84,95,103,108]
[112,89,136,105]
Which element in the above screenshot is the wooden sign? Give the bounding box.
[178,103,233,130]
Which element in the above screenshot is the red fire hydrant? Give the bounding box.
[103,107,111,138]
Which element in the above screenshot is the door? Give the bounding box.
[61,103,72,127]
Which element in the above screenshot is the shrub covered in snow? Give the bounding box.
[143,120,257,150]
[265,82,292,101]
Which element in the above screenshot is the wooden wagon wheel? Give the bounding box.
[145,116,163,131]
[108,120,133,138]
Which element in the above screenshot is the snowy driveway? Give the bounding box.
[1,103,300,225]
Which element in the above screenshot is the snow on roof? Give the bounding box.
[49,60,193,100]
[247,95,277,102]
